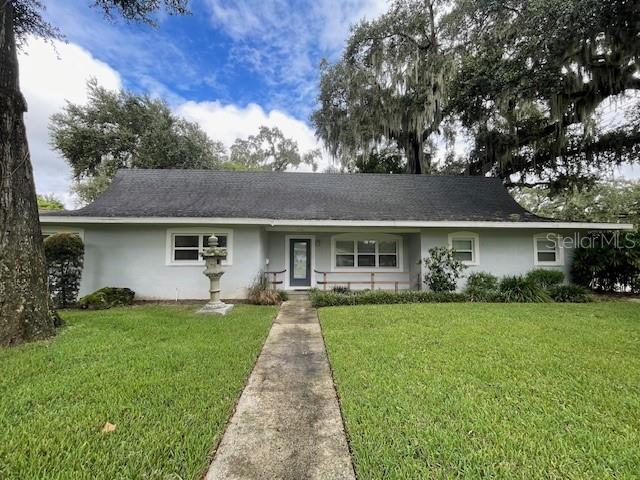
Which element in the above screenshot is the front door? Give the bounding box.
[289,239,312,287]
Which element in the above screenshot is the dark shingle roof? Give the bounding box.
[47,169,545,222]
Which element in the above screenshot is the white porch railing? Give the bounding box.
[314,270,421,292]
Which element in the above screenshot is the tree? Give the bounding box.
[229,126,320,172]
[50,80,226,203]
[312,1,451,174]
[346,146,406,174]
[37,194,64,210]
[514,180,640,226]
[1,0,189,346]
[313,0,640,186]
[448,0,640,189]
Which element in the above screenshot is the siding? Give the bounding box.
[43,224,576,299]
[266,231,421,290]
[420,228,575,288]
[55,224,266,300]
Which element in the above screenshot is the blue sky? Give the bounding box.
[43,0,386,118]
[23,0,638,205]
[23,0,387,204]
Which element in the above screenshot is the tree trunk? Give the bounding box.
[403,135,425,174]
[0,3,55,346]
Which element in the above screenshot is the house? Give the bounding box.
[39,170,632,300]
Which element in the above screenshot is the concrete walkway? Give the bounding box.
[205,298,355,480]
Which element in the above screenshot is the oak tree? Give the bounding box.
[0,0,188,346]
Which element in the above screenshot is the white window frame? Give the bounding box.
[448,232,480,266]
[166,228,233,266]
[533,233,564,266]
[41,227,85,241]
[330,233,403,272]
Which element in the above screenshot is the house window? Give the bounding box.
[333,237,400,269]
[448,232,479,265]
[167,230,232,265]
[335,241,355,267]
[534,234,563,265]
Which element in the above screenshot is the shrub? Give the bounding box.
[309,289,469,308]
[466,272,499,291]
[499,276,551,303]
[331,286,352,294]
[44,233,85,308]
[247,272,285,305]
[423,246,467,292]
[78,287,135,310]
[465,286,507,303]
[548,284,590,303]
[526,269,565,289]
[571,231,640,292]
[464,272,502,302]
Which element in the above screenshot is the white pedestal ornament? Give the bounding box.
[198,234,234,315]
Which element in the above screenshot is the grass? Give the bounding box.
[320,303,640,479]
[0,304,275,480]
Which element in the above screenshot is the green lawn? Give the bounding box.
[320,303,640,479]
[0,305,275,480]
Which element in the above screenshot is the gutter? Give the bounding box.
[39,215,635,231]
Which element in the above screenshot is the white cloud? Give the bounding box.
[205,0,388,114]
[19,37,122,207]
[19,36,334,210]
[177,100,332,171]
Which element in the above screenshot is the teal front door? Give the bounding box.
[289,239,311,287]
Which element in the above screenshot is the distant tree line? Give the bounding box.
[50,81,321,203]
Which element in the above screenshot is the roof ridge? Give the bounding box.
[116,168,502,180]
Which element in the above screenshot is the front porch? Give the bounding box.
[262,230,423,292]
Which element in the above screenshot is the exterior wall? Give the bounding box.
[266,231,421,290]
[48,224,266,300]
[43,223,577,299]
[420,228,575,289]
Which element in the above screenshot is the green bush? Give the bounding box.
[331,286,352,294]
[526,269,565,289]
[466,272,499,291]
[44,233,85,308]
[548,284,590,303]
[499,276,552,303]
[464,272,502,302]
[465,286,507,302]
[78,287,135,310]
[423,246,467,292]
[309,289,469,308]
[571,231,640,293]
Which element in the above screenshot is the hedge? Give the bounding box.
[309,290,469,308]
[310,285,591,308]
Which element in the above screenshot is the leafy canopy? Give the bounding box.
[313,0,640,189]
[514,180,640,226]
[50,80,226,203]
[11,0,189,48]
[229,126,320,172]
[36,194,64,210]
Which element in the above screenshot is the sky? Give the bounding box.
[21,0,389,206]
[19,0,638,207]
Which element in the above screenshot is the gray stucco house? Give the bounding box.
[39,170,631,300]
